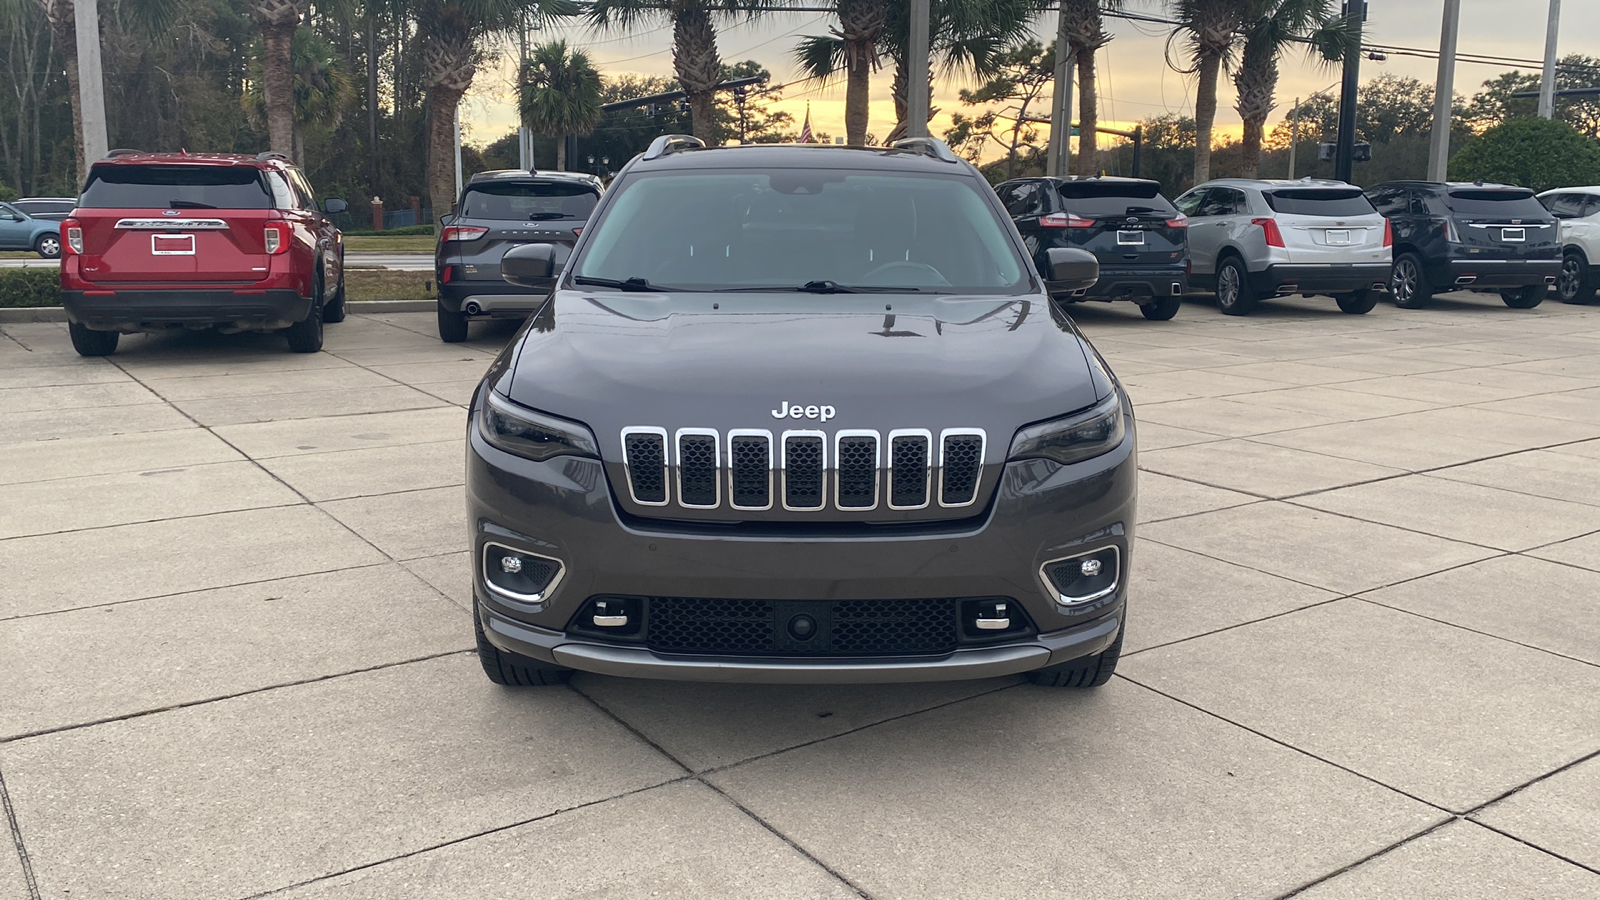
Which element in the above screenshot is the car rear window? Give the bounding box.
[1262,189,1374,216]
[459,182,599,220]
[1446,190,1549,217]
[1057,181,1176,217]
[79,165,272,210]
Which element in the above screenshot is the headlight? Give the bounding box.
[478,391,599,462]
[1007,393,1126,466]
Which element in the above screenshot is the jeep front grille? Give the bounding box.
[619,427,986,514]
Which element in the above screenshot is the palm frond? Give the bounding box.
[792,33,847,84]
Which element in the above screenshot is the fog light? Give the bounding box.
[1041,546,1121,606]
[482,542,562,603]
[1079,559,1103,577]
[500,556,524,574]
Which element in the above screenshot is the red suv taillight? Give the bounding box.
[1040,212,1094,229]
[264,222,291,255]
[441,225,488,242]
[1251,217,1286,248]
[1382,218,1393,247]
[62,218,82,255]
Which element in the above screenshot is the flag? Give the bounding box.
[799,103,813,144]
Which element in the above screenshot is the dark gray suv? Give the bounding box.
[435,169,601,342]
[467,136,1133,688]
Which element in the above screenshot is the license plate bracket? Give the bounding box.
[1501,227,1526,242]
[1325,229,1351,245]
[1116,230,1145,246]
[151,233,196,256]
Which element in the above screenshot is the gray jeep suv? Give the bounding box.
[467,136,1133,687]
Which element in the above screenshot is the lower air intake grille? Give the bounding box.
[648,596,775,654]
[829,598,956,654]
[729,434,771,508]
[677,433,718,507]
[941,433,984,506]
[836,435,878,508]
[639,596,967,656]
[784,435,825,509]
[622,431,667,504]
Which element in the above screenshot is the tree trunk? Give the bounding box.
[366,10,378,195]
[1075,50,1097,176]
[1233,38,1278,181]
[1193,50,1222,184]
[40,0,85,182]
[425,83,464,222]
[845,39,870,145]
[556,136,567,170]
[671,3,722,145]
[261,20,296,157]
[1239,117,1263,178]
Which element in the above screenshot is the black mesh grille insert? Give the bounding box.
[836,435,878,509]
[678,434,718,507]
[889,435,930,507]
[784,435,824,509]
[648,596,775,654]
[623,432,667,504]
[729,434,771,508]
[830,598,957,654]
[941,434,984,505]
[640,596,964,656]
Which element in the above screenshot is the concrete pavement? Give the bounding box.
[2,293,1599,899]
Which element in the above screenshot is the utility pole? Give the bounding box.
[1539,0,1561,119]
[73,0,108,169]
[1287,100,1302,178]
[1046,16,1074,178]
[1333,0,1365,184]
[453,108,463,202]
[518,11,532,168]
[906,0,931,138]
[1428,0,1460,182]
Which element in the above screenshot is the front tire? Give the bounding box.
[68,322,118,357]
[1140,296,1182,321]
[1389,253,1432,309]
[1335,289,1378,314]
[1215,256,1257,316]
[475,606,572,686]
[35,234,61,259]
[437,302,469,343]
[1500,285,1545,309]
[284,271,325,353]
[1557,251,1594,304]
[1026,624,1124,688]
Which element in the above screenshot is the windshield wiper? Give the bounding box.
[572,275,671,292]
[712,280,925,294]
[168,200,217,209]
[525,212,573,220]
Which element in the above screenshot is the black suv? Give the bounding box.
[468,136,1132,688]
[435,169,602,342]
[995,176,1188,320]
[1366,181,1560,309]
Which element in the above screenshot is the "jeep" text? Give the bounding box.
[770,401,836,423]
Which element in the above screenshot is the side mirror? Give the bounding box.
[1041,247,1099,296]
[501,243,557,289]
[323,197,348,214]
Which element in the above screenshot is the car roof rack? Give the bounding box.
[256,150,291,162]
[104,148,143,158]
[888,137,959,163]
[642,134,706,161]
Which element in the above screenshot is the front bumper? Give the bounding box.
[1439,258,1562,291]
[466,407,1137,684]
[1251,263,1391,296]
[62,288,309,332]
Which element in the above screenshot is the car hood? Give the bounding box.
[497,290,1105,459]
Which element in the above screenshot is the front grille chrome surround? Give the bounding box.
[727,429,775,511]
[833,430,881,510]
[938,428,987,508]
[620,427,670,506]
[886,428,933,510]
[674,428,721,509]
[781,430,828,511]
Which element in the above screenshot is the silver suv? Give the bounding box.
[1174,178,1391,315]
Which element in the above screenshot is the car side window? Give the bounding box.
[1174,189,1208,217]
[1543,193,1583,219]
[1196,189,1238,217]
[1407,191,1433,217]
[1367,188,1402,216]
[265,172,297,210]
[287,169,318,210]
[1002,182,1039,218]
[1584,195,1600,218]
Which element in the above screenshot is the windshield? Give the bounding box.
[1446,190,1548,217]
[574,169,1028,294]
[79,165,272,209]
[1262,189,1375,217]
[1058,181,1176,217]
[459,181,598,220]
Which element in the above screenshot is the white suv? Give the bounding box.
[1537,187,1600,304]
[1174,178,1392,315]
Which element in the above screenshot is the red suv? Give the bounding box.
[60,150,347,356]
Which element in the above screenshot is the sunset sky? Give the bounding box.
[455,1,1595,155]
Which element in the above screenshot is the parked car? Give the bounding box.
[434,169,602,342]
[0,201,65,258]
[995,175,1188,320]
[1536,185,1600,304]
[1174,178,1390,315]
[470,135,1128,689]
[59,150,346,357]
[13,197,77,222]
[1366,180,1560,310]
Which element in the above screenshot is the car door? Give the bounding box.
[289,167,342,292]
[0,203,28,250]
[1000,181,1047,260]
[1175,189,1221,275]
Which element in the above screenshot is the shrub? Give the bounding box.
[341,224,436,236]
[0,183,17,203]
[1449,116,1600,192]
[0,269,62,308]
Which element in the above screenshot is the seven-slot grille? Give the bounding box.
[620,427,986,513]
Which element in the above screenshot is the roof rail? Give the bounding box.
[256,150,291,162]
[888,137,959,163]
[104,148,143,158]
[642,134,706,161]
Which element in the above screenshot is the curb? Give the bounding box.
[0,299,435,324]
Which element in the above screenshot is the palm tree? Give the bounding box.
[518,40,604,170]
[247,0,313,158]
[590,0,737,145]
[1060,0,1123,176]
[414,0,574,219]
[1168,0,1250,184]
[793,0,887,146]
[245,27,357,166]
[1232,0,1354,177]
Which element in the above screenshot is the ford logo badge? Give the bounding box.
[162,210,180,216]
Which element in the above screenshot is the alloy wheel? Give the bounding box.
[1392,261,1416,304]
[1560,257,1582,302]
[1218,266,1239,308]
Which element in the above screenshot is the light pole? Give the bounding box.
[1428,0,1460,182]
[73,0,108,171]
[1539,0,1561,119]
[906,0,931,138]
[1046,16,1074,178]
[1333,0,1365,184]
